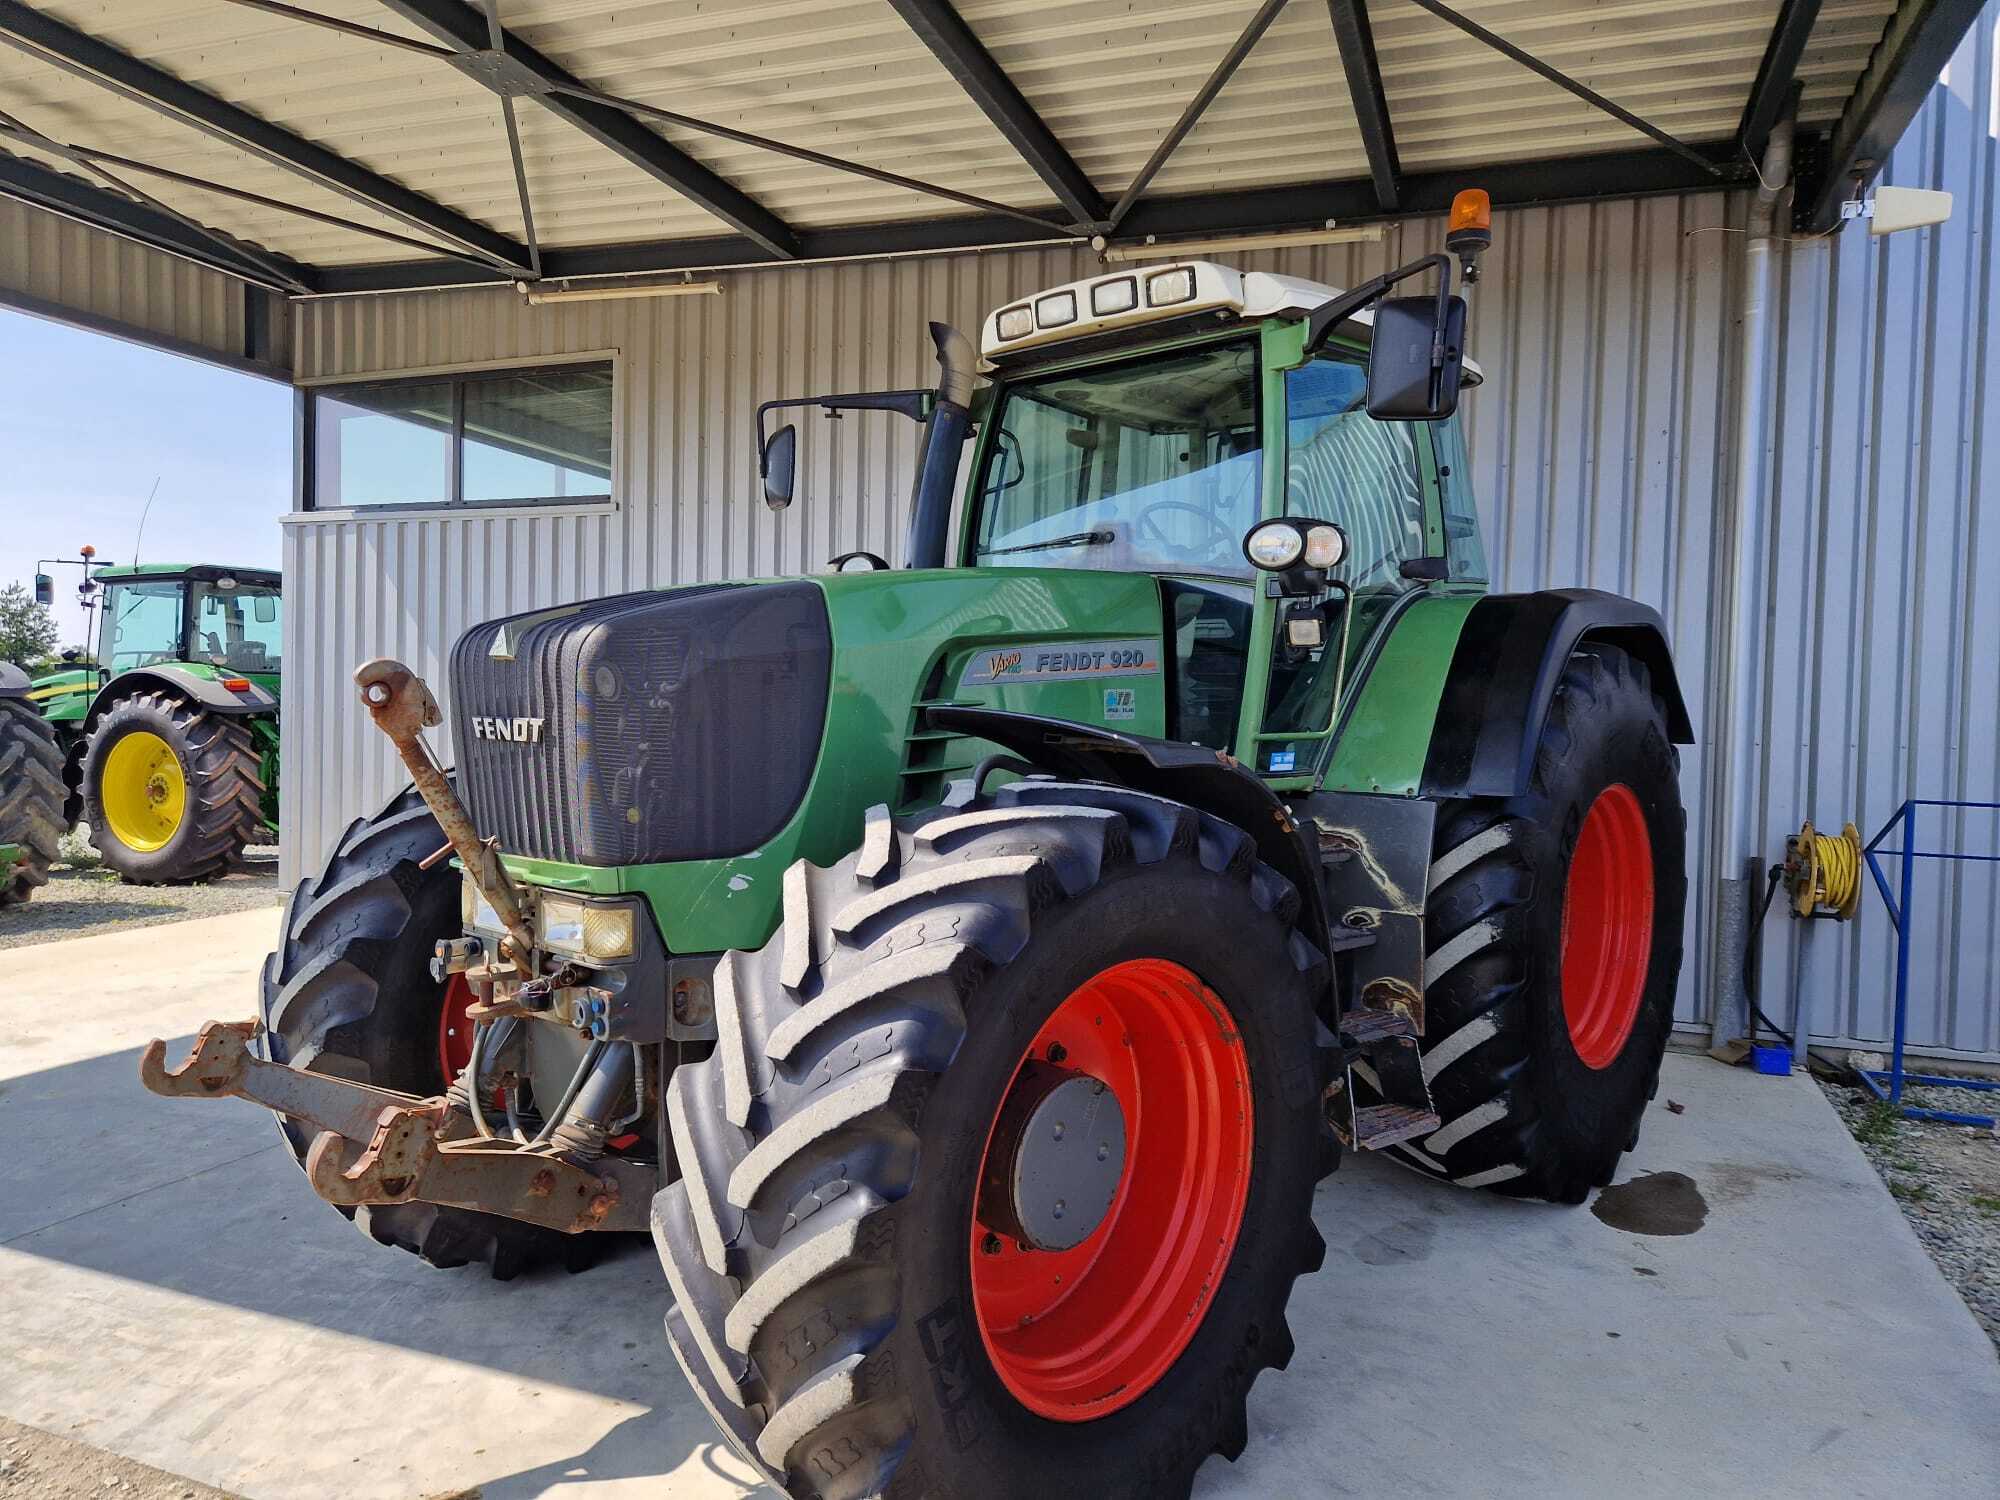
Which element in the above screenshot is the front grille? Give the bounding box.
[449,582,831,866]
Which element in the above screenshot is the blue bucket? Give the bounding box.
[1752,1044,1792,1076]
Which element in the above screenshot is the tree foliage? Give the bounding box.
[0,581,60,669]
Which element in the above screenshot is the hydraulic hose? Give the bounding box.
[528,1038,608,1148]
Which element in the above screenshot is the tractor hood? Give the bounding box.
[451,569,1168,952]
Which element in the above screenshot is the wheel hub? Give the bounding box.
[978,1063,1126,1252]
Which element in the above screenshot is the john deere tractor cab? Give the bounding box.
[34,563,279,882]
[146,193,1690,1498]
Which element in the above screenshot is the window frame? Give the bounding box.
[961,330,1265,581]
[299,357,617,515]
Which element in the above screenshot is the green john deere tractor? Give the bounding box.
[32,564,279,884]
[145,202,1690,1498]
[1,661,65,907]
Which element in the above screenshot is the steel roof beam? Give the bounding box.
[1798,0,1984,232]
[1104,0,1288,232]
[885,0,1108,229]
[1401,0,1725,177]
[311,141,1744,295]
[0,148,311,291]
[1328,0,1402,212]
[0,0,529,272]
[374,0,800,259]
[1737,0,1823,163]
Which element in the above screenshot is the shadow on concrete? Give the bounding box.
[2,1035,703,1426]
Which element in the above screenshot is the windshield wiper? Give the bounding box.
[977,529,1113,558]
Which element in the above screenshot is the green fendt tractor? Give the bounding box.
[146,200,1690,1498]
[32,563,279,883]
[1,661,65,906]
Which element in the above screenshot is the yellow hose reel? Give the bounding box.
[1784,819,1863,920]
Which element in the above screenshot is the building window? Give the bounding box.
[307,362,613,510]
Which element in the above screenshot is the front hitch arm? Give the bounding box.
[352,656,535,965]
[141,1020,652,1235]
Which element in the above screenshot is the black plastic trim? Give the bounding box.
[1419,588,1694,800]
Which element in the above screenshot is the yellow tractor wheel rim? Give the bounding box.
[100,731,187,852]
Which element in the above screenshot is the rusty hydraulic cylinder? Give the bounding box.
[353,657,534,964]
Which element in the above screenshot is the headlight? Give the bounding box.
[1091,276,1137,315]
[1034,290,1077,328]
[1244,519,1305,570]
[1302,523,1346,570]
[462,875,502,934]
[536,895,635,962]
[1146,267,1196,306]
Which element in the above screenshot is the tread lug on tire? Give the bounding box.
[658,780,1327,1500]
[1382,643,1688,1202]
[0,700,65,906]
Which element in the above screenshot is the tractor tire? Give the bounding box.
[260,785,585,1279]
[657,780,1327,1500]
[1384,642,1687,1203]
[82,692,264,884]
[0,700,65,907]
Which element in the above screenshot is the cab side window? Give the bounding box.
[1431,416,1487,582]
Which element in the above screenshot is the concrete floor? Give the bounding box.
[6,909,1998,1500]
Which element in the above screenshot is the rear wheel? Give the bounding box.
[1387,643,1687,1202]
[83,692,264,883]
[656,781,1326,1500]
[260,786,584,1277]
[0,700,64,907]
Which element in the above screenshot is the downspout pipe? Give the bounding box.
[1709,94,1796,1052]
[903,321,977,569]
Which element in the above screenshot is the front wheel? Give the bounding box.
[657,781,1327,1500]
[1389,643,1688,1202]
[82,692,264,883]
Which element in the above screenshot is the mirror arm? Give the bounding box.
[1304,252,1456,355]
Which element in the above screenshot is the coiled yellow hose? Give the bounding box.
[1787,820,1863,919]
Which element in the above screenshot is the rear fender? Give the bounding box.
[84,666,277,728]
[1419,589,1693,800]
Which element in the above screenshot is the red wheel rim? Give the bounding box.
[1561,784,1655,1069]
[968,958,1253,1421]
[437,973,476,1087]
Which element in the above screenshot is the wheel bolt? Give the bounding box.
[981,1232,1002,1255]
[1047,1042,1068,1063]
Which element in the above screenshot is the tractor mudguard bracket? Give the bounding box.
[141,1020,654,1234]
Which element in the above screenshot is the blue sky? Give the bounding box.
[0,307,290,650]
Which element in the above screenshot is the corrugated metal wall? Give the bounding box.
[0,194,291,376]
[282,12,2000,1056]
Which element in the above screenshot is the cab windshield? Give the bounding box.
[972,339,1259,579]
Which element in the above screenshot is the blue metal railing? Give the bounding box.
[1856,798,2000,1127]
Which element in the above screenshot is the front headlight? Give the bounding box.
[462,875,502,934]
[536,895,635,962]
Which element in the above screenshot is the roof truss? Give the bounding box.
[0,0,1982,296]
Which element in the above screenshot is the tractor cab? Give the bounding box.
[964,262,1488,771]
[94,564,284,680]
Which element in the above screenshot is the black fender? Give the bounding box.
[924,706,1332,961]
[1419,588,1694,801]
[84,666,277,727]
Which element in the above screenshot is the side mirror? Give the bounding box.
[1366,295,1467,421]
[761,423,797,511]
[254,595,277,623]
[34,573,53,607]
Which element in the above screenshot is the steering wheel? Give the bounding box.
[1136,501,1238,564]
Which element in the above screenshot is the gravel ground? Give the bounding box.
[0,1417,240,1500]
[0,827,283,950]
[1820,1070,2000,1351]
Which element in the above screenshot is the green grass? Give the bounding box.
[1889,1180,1933,1203]
[1852,1101,1901,1146]
[1970,1194,2000,1215]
